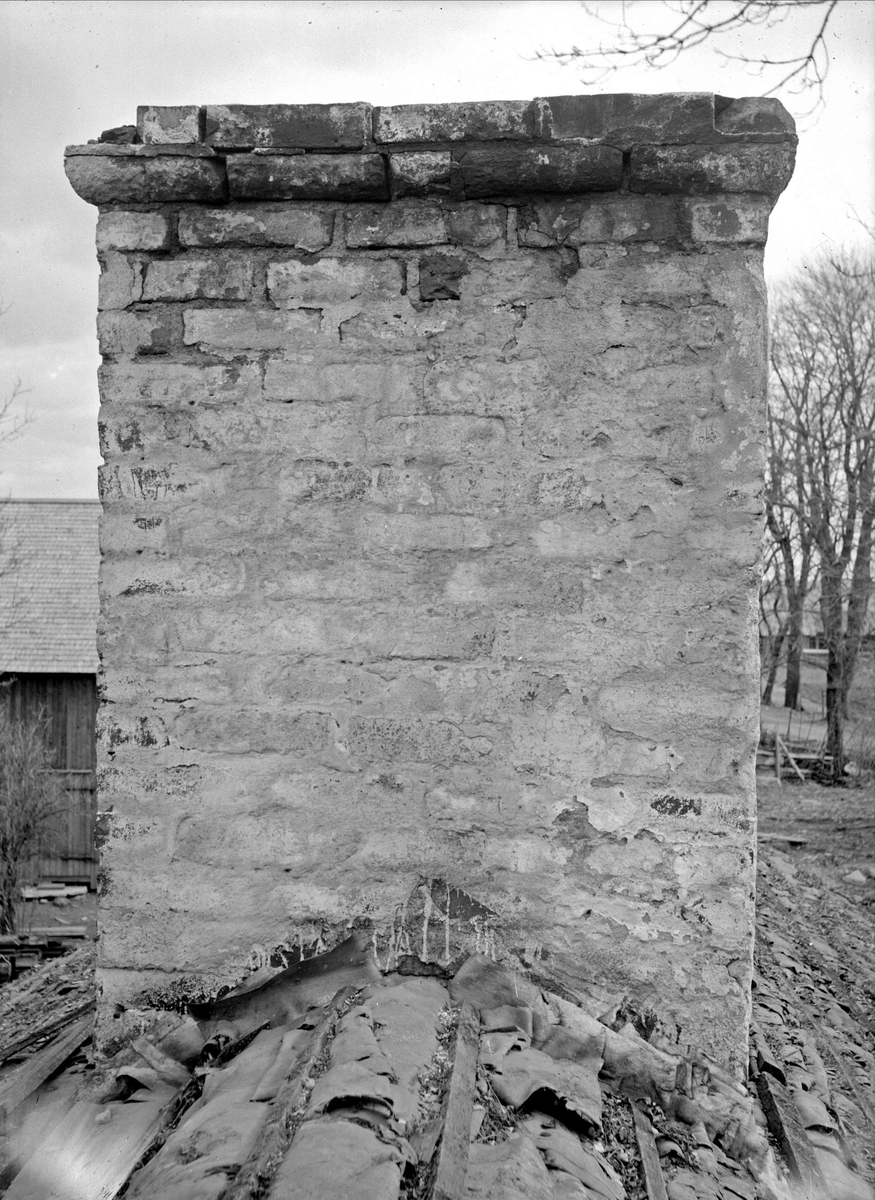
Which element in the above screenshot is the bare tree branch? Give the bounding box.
[536,0,840,117]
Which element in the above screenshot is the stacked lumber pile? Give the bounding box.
[0,946,95,1065]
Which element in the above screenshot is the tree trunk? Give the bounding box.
[825,651,845,782]
[783,614,803,711]
[821,566,846,783]
[839,503,874,720]
[762,623,788,706]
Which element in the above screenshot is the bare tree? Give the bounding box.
[762,390,818,710]
[538,1,840,113]
[769,245,875,780]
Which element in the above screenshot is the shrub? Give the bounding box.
[0,703,63,934]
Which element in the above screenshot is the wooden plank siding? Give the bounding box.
[1,673,98,887]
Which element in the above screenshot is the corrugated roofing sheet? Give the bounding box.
[0,500,99,674]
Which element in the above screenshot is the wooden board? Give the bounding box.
[3,1080,179,1199]
[632,1104,669,1200]
[0,1000,94,1065]
[757,1072,825,1195]
[21,887,88,900]
[433,1001,480,1200]
[0,1016,92,1132]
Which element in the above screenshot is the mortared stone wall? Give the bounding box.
[65,94,796,1069]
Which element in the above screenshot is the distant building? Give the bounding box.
[0,499,99,886]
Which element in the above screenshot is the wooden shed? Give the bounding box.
[0,500,100,887]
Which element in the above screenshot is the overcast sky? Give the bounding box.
[1,0,873,499]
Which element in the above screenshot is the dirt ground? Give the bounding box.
[756,772,875,1183]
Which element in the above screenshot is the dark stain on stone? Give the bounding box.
[612,996,659,1039]
[94,811,114,852]
[651,794,702,817]
[375,773,405,792]
[520,673,570,712]
[419,253,470,301]
[435,880,495,921]
[558,246,579,280]
[396,955,451,979]
[107,717,162,748]
[116,421,144,452]
[590,775,621,789]
[122,580,179,596]
[265,939,322,971]
[554,801,596,839]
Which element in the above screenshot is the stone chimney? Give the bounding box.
[66,94,795,1069]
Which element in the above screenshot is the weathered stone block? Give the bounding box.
[375,99,535,143]
[518,196,679,247]
[142,256,253,301]
[178,205,334,250]
[358,511,492,552]
[99,460,230,506]
[541,91,715,147]
[279,461,371,503]
[169,707,343,757]
[98,253,143,310]
[446,203,506,248]
[453,255,569,302]
[345,202,447,248]
[327,299,482,352]
[389,151,453,198]
[183,308,320,350]
[456,145,623,197]
[65,151,225,204]
[96,211,171,252]
[683,196,771,244]
[99,361,262,408]
[227,152,388,201]
[630,144,795,197]
[97,309,180,357]
[137,104,201,144]
[267,257,403,306]
[347,716,495,764]
[100,552,244,599]
[263,357,423,405]
[204,102,371,149]
[422,355,554,418]
[373,414,506,460]
[714,96,797,140]
[99,509,170,553]
[418,252,469,301]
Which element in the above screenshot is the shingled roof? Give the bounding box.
[0,500,100,674]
